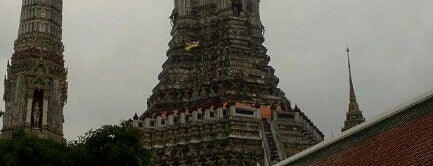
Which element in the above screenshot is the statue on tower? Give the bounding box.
[32,105,42,128]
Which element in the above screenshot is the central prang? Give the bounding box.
[134,0,324,165]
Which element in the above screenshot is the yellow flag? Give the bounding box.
[185,41,200,52]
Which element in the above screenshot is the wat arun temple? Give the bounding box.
[132,1,324,165]
[0,0,325,165]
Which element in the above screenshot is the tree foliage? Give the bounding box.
[0,130,69,166]
[71,124,151,166]
[0,124,151,166]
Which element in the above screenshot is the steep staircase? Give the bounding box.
[262,119,280,164]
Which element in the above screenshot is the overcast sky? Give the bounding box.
[0,0,432,141]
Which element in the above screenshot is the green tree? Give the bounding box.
[69,124,151,166]
[0,130,69,166]
[0,124,151,166]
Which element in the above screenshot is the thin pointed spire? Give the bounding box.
[293,104,300,112]
[342,47,365,132]
[133,112,139,120]
[347,47,356,103]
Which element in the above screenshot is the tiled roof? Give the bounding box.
[275,89,433,166]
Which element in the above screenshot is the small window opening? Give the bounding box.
[161,120,166,126]
[190,9,198,17]
[236,108,254,116]
[232,2,243,16]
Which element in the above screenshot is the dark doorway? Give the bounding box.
[31,89,43,128]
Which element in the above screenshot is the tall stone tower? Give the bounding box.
[134,0,323,165]
[1,0,67,142]
[342,48,365,132]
